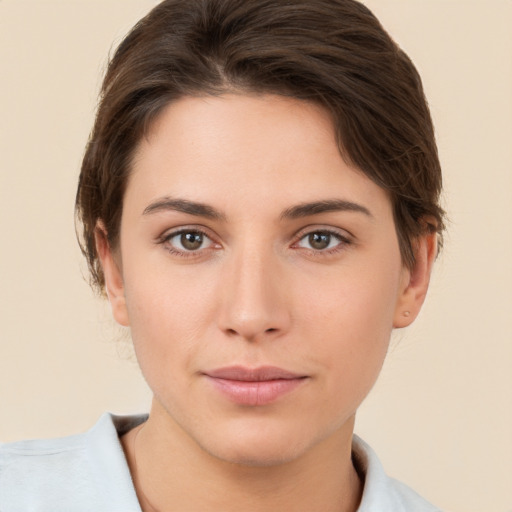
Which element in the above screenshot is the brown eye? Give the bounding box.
[296,230,346,252]
[166,230,213,253]
[181,232,203,250]
[308,232,331,250]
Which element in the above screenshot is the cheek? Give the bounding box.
[121,259,221,368]
[123,282,202,408]
[297,256,403,396]
[299,251,402,334]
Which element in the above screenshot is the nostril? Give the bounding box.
[224,327,278,338]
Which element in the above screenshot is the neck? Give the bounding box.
[122,401,362,512]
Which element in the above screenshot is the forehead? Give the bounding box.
[134,93,337,169]
[127,94,391,219]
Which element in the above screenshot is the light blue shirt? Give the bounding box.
[0,413,441,511]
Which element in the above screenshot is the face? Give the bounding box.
[99,94,433,466]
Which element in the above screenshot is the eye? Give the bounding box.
[164,229,215,253]
[295,230,347,251]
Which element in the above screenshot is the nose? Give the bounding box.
[217,244,291,342]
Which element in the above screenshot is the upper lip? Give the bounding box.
[204,366,306,382]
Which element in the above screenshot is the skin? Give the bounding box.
[96,94,437,512]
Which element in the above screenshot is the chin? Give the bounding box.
[207,440,305,468]
[196,418,327,468]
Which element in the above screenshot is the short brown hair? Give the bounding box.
[76,0,444,294]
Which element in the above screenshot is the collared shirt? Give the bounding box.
[0,413,441,511]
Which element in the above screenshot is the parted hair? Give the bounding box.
[76,0,444,294]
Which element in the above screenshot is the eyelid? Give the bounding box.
[292,224,353,242]
[157,225,222,257]
[156,224,353,258]
[158,224,217,241]
[291,225,354,253]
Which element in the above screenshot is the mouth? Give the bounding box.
[203,366,309,406]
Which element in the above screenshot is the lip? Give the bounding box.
[204,366,308,406]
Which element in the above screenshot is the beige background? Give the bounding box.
[1,1,511,511]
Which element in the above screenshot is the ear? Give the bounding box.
[393,230,438,328]
[94,223,130,326]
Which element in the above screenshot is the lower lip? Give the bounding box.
[206,376,306,406]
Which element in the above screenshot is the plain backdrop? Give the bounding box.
[1,1,511,511]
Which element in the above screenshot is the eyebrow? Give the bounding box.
[280,199,373,220]
[142,197,226,220]
[142,197,372,221]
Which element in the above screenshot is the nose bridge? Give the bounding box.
[218,238,289,341]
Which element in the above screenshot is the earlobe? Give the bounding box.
[393,231,438,328]
[94,223,130,327]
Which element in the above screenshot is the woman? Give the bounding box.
[0,0,444,510]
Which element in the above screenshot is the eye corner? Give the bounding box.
[157,226,221,259]
[292,227,354,255]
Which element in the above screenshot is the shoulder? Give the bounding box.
[353,435,443,512]
[1,432,94,511]
[0,413,146,512]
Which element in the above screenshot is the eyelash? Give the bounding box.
[157,227,352,259]
[292,228,352,256]
[158,228,218,259]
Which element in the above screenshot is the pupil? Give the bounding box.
[181,232,203,250]
[309,232,330,250]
